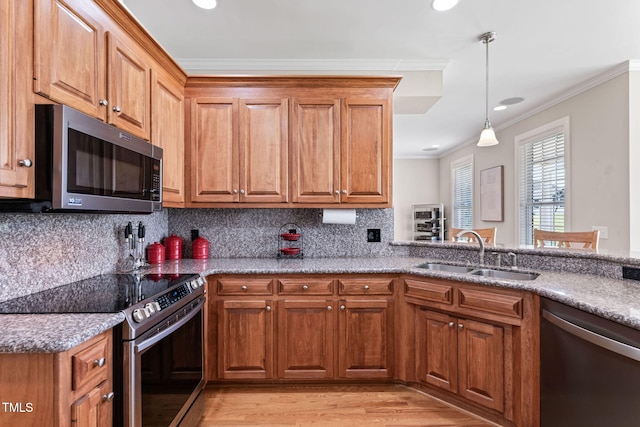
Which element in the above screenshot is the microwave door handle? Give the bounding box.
[542,309,640,362]
[135,298,204,354]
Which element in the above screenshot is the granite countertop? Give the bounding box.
[4,255,640,353]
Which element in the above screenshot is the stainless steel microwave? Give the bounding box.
[0,104,162,213]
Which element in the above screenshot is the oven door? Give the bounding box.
[123,297,205,427]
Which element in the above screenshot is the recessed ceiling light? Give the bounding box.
[500,97,524,105]
[493,105,508,111]
[432,0,459,12]
[422,145,440,152]
[193,0,217,9]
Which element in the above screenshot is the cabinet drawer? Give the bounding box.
[278,279,333,295]
[457,288,523,319]
[338,279,394,295]
[71,337,110,391]
[404,279,453,305]
[217,278,274,295]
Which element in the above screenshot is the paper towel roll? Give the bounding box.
[322,208,357,224]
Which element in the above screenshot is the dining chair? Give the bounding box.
[533,229,600,251]
[450,227,497,245]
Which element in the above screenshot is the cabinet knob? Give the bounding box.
[93,357,106,367]
[302,285,309,290]
[341,189,347,194]
[327,306,332,311]
[334,190,340,195]
[18,159,33,168]
[102,392,115,402]
[233,189,238,194]
[99,99,108,106]
[241,285,247,291]
[340,305,346,311]
[363,285,369,290]
[265,305,271,312]
[458,323,464,330]
[448,322,455,328]
[239,189,245,194]
[112,106,121,113]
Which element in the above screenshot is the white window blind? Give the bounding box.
[519,131,565,245]
[452,158,473,229]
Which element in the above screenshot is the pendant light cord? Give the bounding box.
[485,37,490,123]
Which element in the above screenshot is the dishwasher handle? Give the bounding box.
[543,309,640,362]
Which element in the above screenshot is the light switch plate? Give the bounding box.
[592,225,608,239]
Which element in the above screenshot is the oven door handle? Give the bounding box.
[135,298,204,354]
[542,309,640,362]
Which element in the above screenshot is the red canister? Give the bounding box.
[147,242,165,264]
[164,234,183,260]
[192,236,209,259]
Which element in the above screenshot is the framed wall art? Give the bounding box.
[480,165,504,222]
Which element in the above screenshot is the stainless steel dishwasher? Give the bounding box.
[541,297,640,426]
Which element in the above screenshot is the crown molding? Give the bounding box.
[176,58,448,73]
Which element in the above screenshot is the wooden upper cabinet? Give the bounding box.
[190,98,239,203]
[33,0,106,119]
[0,0,34,198]
[107,32,151,140]
[239,98,288,203]
[290,98,341,204]
[152,70,184,205]
[341,97,391,204]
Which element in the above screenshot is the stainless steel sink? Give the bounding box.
[416,263,475,273]
[469,268,539,281]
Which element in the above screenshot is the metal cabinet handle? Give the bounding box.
[340,305,346,311]
[334,190,340,194]
[93,358,106,367]
[233,189,238,194]
[18,159,32,168]
[102,392,115,402]
[327,306,332,311]
[240,189,245,194]
[241,285,248,291]
[341,189,347,194]
[458,323,464,330]
[302,285,309,290]
[266,305,271,312]
[363,285,369,290]
[112,106,121,113]
[448,322,455,328]
[99,99,108,106]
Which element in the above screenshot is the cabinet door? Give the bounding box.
[33,0,106,119]
[415,309,458,393]
[152,70,184,205]
[290,98,341,203]
[0,0,33,197]
[71,380,112,427]
[190,98,239,203]
[340,98,391,204]
[218,300,274,379]
[457,318,505,413]
[107,32,151,140]
[278,300,335,379]
[338,299,393,379]
[239,98,288,203]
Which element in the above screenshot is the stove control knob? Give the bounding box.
[197,277,206,286]
[190,280,199,290]
[152,301,161,312]
[132,308,146,323]
[145,303,157,315]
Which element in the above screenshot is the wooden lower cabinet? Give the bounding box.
[217,299,275,380]
[416,309,505,413]
[278,299,335,379]
[0,330,113,427]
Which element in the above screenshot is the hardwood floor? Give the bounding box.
[197,384,496,426]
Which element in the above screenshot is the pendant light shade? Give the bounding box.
[477,32,499,147]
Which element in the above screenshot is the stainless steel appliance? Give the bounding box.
[0,104,162,213]
[0,272,206,427]
[541,297,640,426]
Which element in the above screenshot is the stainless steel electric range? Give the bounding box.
[0,272,207,427]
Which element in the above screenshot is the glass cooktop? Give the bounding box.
[0,273,198,314]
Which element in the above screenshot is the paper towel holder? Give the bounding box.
[321,208,357,225]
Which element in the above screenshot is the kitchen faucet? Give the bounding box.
[456,229,485,266]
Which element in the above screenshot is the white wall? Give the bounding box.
[439,73,632,253]
[630,71,640,255]
[393,158,440,241]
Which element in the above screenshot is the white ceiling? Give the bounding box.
[122,0,640,158]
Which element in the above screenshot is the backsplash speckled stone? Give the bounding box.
[168,208,395,259]
[0,211,167,302]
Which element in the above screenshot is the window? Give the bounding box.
[516,117,570,245]
[451,154,473,230]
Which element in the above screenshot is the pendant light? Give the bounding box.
[477,31,499,147]
[193,0,217,9]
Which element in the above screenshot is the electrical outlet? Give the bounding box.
[367,228,381,242]
[622,266,640,281]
